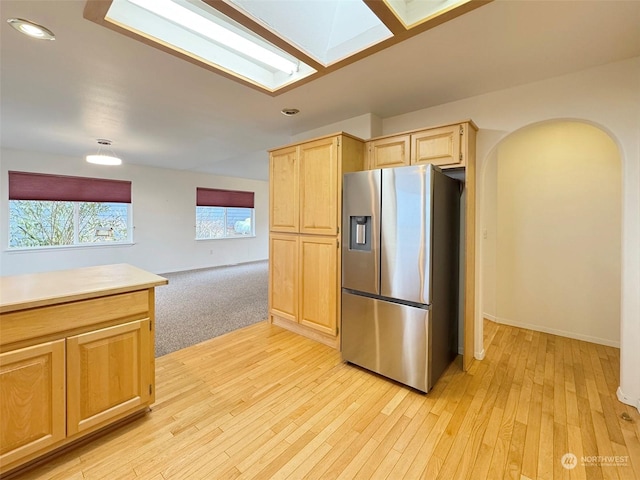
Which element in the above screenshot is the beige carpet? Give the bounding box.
[154,261,268,357]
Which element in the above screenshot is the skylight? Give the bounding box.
[226,0,392,66]
[384,0,473,28]
[85,0,490,95]
[105,0,316,91]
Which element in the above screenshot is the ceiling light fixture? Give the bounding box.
[7,18,55,40]
[86,139,122,166]
[281,108,300,116]
[127,0,299,75]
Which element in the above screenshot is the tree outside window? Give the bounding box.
[196,206,254,239]
[9,200,131,248]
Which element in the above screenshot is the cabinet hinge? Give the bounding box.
[337,240,340,248]
[460,153,463,161]
[149,384,153,395]
[337,137,341,147]
[149,321,152,331]
[337,226,340,234]
[460,125,464,135]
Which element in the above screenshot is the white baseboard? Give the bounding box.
[456,347,485,359]
[483,313,498,322]
[617,386,640,414]
[492,315,620,348]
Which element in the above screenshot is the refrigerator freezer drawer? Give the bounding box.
[341,291,432,392]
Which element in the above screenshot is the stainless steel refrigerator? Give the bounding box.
[341,164,460,392]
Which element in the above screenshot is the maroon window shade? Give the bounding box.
[8,171,131,203]
[196,188,254,208]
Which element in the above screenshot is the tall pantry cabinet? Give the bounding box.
[268,133,364,348]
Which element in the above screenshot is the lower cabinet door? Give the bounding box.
[0,340,66,467]
[269,233,299,322]
[299,236,338,335]
[66,319,152,436]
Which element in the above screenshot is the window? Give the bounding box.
[8,171,132,249]
[196,188,254,239]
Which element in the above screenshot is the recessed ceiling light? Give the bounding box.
[86,139,122,166]
[7,18,55,40]
[281,108,300,116]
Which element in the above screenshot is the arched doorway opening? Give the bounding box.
[480,120,622,350]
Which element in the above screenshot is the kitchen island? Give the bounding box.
[0,264,167,477]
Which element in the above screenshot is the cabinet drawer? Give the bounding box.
[0,290,150,347]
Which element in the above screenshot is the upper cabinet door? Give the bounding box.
[411,124,462,168]
[270,146,300,233]
[367,135,410,169]
[299,137,339,235]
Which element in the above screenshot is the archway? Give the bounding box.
[480,120,622,349]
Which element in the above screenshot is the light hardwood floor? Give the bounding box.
[11,320,640,480]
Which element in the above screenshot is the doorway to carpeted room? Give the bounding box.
[154,261,268,356]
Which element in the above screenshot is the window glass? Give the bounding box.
[78,202,130,243]
[9,200,131,248]
[196,206,254,239]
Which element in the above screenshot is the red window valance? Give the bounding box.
[196,188,254,208]
[9,171,132,203]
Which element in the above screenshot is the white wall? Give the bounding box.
[291,112,382,143]
[482,147,497,320]
[381,56,640,411]
[493,121,621,346]
[0,149,269,275]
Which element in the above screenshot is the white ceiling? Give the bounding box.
[1,0,639,181]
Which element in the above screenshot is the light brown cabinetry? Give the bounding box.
[0,340,65,468]
[269,146,299,233]
[269,233,299,322]
[411,124,462,167]
[268,133,364,347]
[366,121,473,170]
[0,264,166,477]
[366,135,411,169]
[269,234,339,339]
[299,137,340,235]
[298,236,338,336]
[66,319,152,436]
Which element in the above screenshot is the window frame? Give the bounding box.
[195,205,255,240]
[195,187,255,241]
[8,200,134,250]
[7,171,133,251]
